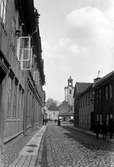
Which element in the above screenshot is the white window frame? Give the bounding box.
[0,0,7,23]
[20,48,32,70]
[33,70,39,83]
[21,48,31,61]
[17,36,31,61]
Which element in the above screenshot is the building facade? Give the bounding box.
[73,82,91,127]
[78,84,94,130]
[0,0,45,148]
[46,110,59,121]
[93,71,114,129]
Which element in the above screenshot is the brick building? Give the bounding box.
[0,0,45,148]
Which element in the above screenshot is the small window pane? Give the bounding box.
[109,84,112,99]
[105,86,108,100]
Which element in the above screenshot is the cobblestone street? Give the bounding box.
[37,122,114,167]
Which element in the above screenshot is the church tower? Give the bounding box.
[64,76,74,106]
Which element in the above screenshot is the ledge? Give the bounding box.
[4,131,23,144]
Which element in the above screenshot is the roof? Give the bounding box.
[76,82,91,93]
[73,82,91,97]
[79,83,93,96]
[94,71,114,87]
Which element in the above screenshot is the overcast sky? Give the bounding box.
[34,0,114,102]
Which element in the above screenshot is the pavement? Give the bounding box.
[60,121,114,143]
[0,125,46,167]
[8,125,46,167]
[65,124,114,143]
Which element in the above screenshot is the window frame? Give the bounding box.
[0,0,7,24]
[105,86,108,100]
[109,84,112,99]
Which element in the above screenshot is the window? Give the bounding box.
[81,98,83,107]
[13,83,17,117]
[88,93,90,105]
[20,48,32,70]
[7,76,15,118]
[106,114,109,125]
[69,89,72,94]
[7,77,12,117]
[96,114,99,121]
[85,95,87,106]
[91,91,94,104]
[99,89,101,101]
[100,114,102,124]
[105,86,108,100]
[17,36,31,61]
[83,96,84,107]
[84,96,86,107]
[109,84,112,99]
[80,99,82,108]
[87,94,89,105]
[34,71,39,83]
[96,91,98,104]
[0,0,7,23]
[11,19,16,49]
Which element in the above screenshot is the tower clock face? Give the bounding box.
[69,81,72,86]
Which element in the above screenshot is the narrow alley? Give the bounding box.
[0,0,114,166]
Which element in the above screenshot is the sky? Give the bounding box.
[34,0,114,102]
